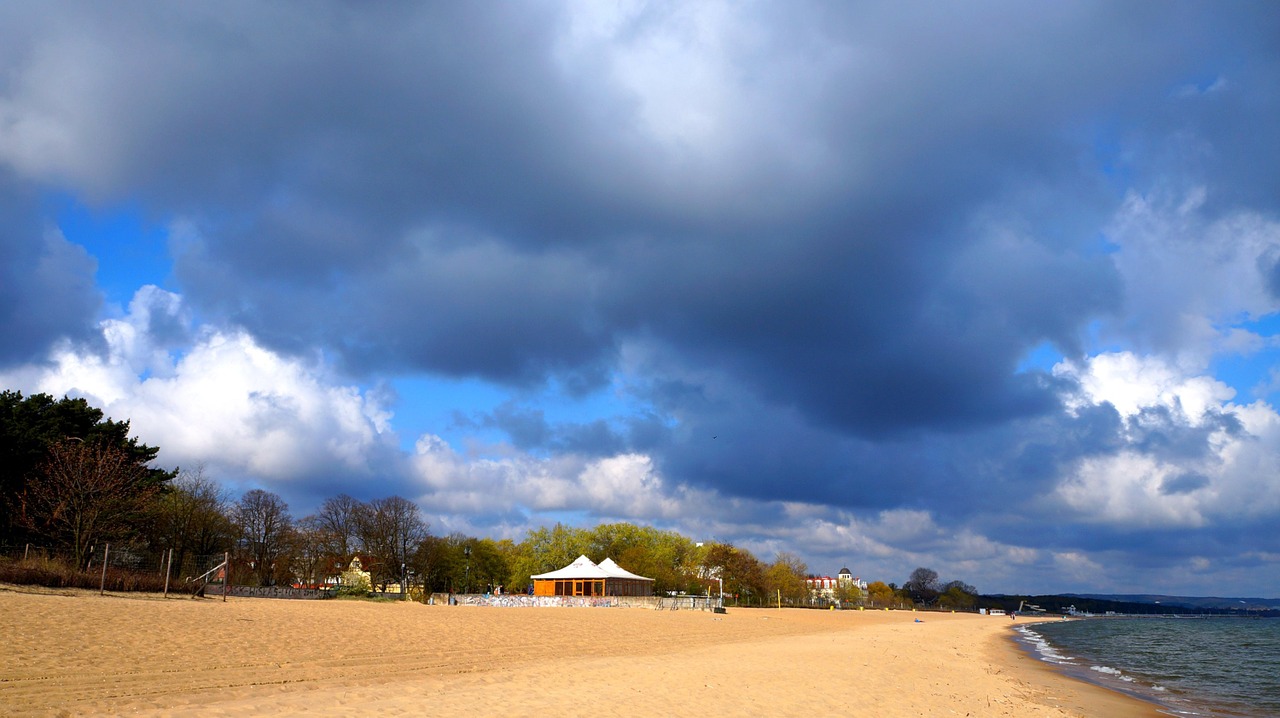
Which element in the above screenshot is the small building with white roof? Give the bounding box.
[531,555,654,597]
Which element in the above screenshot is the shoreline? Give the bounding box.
[0,585,1166,716]
[1001,619,1167,717]
[1010,616,1277,718]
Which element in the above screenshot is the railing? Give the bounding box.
[424,593,668,608]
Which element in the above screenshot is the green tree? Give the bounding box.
[509,523,591,586]
[614,533,696,596]
[703,542,766,605]
[937,580,977,610]
[431,532,478,593]
[764,552,810,606]
[1,390,174,545]
[587,523,697,595]
[834,580,864,607]
[503,522,699,596]
[468,537,511,593]
[413,533,461,593]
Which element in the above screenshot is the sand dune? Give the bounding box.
[0,585,1159,717]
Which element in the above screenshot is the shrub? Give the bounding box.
[0,556,171,593]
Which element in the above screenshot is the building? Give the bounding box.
[531,555,655,597]
[806,574,840,593]
[806,567,868,602]
[838,567,868,591]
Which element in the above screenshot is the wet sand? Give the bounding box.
[0,584,1161,717]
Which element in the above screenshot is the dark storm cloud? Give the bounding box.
[0,173,102,366]
[459,400,627,457]
[4,2,1260,436]
[1126,405,1243,460]
[1160,472,1210,496]
[0,2,1268,378]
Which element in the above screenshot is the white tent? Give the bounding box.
[531,555,654,597]
[597,558,651,581]
[530,555,610,580]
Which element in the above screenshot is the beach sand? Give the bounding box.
[0,585,1162,717]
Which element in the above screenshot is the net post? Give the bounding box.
[100,543,110,595]
[223,551,230,602]
[163,548,173,598]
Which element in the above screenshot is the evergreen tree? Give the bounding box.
[1,390,175,546]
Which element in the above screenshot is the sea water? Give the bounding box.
[1015,617,1280,717]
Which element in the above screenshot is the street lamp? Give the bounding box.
[463,545,471,594]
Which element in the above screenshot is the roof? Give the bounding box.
[531,555,653,582]
[598,558,654,582]
[531,555,610,580]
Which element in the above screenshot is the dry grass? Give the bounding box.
[0,556,176,593]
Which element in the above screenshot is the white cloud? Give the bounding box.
[721,504,1050,590]
[870,509,941,545]
[1051,551,1105,584]
[1105,189,1280,363]
[1172,75,1227,98]
[409,434,691,520]
[553,0,837,210]
[560,1,750,154]
[1055,450,1209,527]
[0,286,395,482]
[1051,352,1280,526]
[1055,351,1235,423]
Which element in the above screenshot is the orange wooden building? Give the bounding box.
[531,555,654,597]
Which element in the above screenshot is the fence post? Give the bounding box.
[100,543,110,595]
[24,543,29,561]
[163,549,173,598]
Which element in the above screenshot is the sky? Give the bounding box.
[2,1,1279,597]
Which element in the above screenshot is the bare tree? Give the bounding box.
[22,439,162,568]
[235,489,294,586]
[311,493,365,560]
[295,494,368,584]
[904,566,941,605]
[291,518,333,587]
[358,496,429,590]
[147,464,236,578]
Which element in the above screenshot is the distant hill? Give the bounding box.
[979,593,1280,616]
[1066,594,1280,611]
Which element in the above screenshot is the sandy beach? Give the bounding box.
[0,585,1162,717]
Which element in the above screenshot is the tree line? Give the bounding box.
[1,390,978,607]
[142,478,837,603]
[0,391,823,599]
